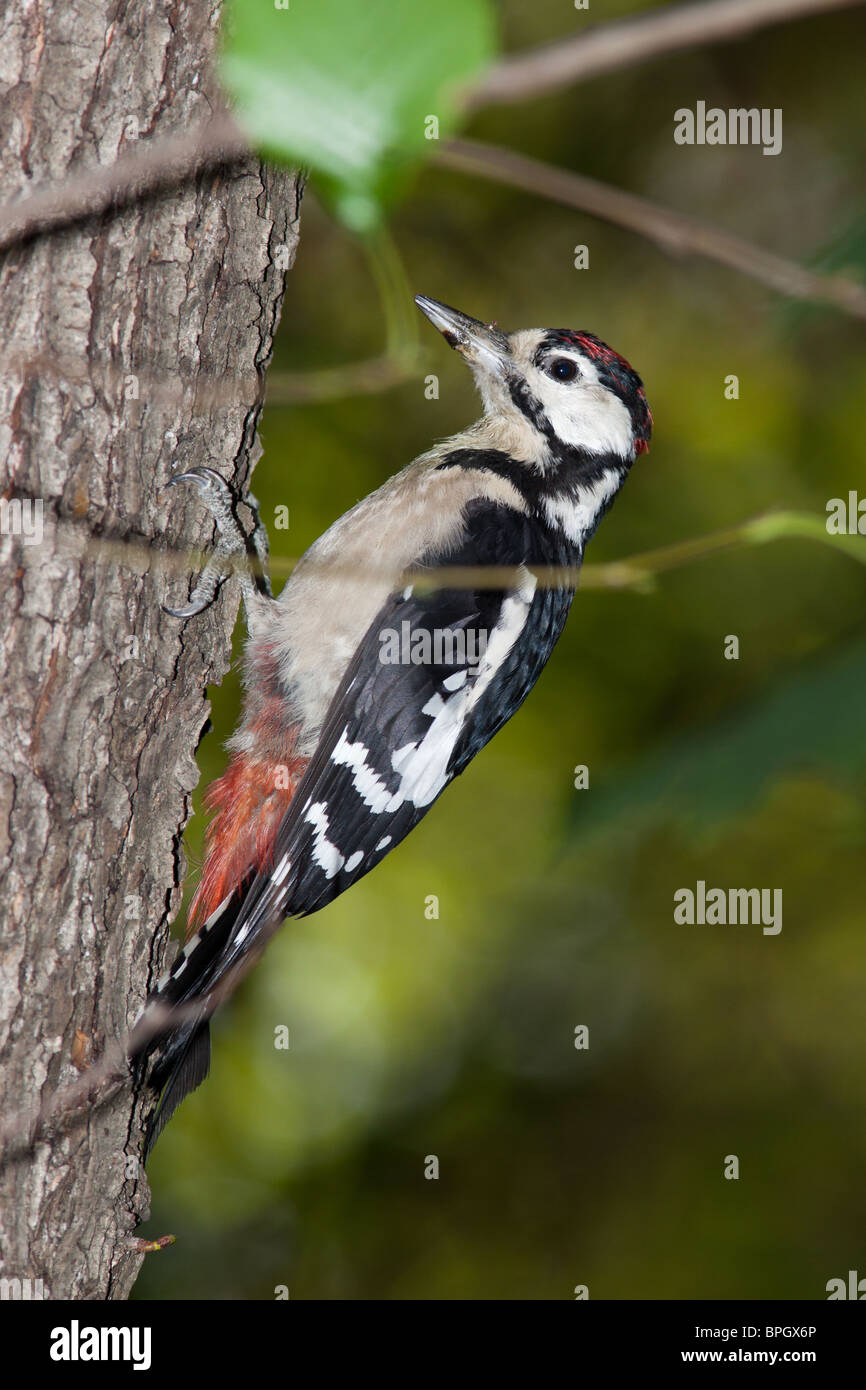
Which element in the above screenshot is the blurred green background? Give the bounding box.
[134,0,866,1299]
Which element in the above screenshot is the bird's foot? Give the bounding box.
[163,467,272,619]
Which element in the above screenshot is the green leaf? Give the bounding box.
[565,638,866,847]
[221,0,496,230]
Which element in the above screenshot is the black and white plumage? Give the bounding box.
[132,296,652,1153]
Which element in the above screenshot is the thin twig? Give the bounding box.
[468,0,866,110]
[0,114,248,253]
[436,138,866,320]
[580,510,866,588]
[0,348,261,411]
[0,924,276,1161]
[0,346,417,409]
[267,353,421,403]
[6,502,864,598]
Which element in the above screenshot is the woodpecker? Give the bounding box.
[132,296,652,1155]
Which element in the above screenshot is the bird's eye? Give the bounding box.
[547,357,579,382]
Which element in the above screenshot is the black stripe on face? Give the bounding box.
[505,369,624,476]
[506,375,554,438]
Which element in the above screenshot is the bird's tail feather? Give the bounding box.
[141,1019,210,1162]
[131,876,254,1159]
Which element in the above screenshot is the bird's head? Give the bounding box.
[415,295,652,467]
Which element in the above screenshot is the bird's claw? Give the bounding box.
[163,468,241,618]
[165,466,234,499]
[163,467,271,619]
[162,593,216,619]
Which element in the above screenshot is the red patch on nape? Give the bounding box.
[636,389,654,452]
[187,737,308,932]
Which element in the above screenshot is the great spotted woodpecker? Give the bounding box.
[132,296,652,1154]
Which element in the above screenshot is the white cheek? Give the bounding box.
[535,373,634,460]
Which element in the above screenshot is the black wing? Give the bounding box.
[205,497,577,984]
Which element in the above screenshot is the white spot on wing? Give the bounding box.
[154,966,172,992]
[304,801,344,879]
[323,569,537,822]
[154,892,233,992]
[332,729,393,813]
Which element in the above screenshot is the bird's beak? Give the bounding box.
[415,295,509,379]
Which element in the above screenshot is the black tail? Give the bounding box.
[141,1019,211,1162]
[131,877,253,1161]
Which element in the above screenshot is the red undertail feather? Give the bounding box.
[188,737,308,932]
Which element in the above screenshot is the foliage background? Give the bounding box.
[135,0,866,1299]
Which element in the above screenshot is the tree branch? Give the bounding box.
[2,1,863,265]
[25,501,866,597]
[467,0,866,110]
[436,138,866,319]
[267,354,420,403]
[1,2,863,328]
[0,113,247,253]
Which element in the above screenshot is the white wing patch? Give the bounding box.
[328,568,538,818]
[386,572,536,806]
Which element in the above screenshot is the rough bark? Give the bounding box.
[0,0,300,1299]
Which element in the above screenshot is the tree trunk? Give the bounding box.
[0,0,300,1299]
